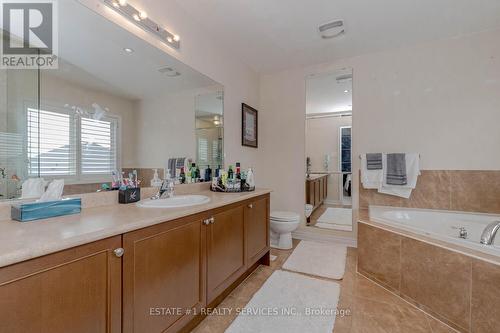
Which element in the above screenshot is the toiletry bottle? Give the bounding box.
[228,165,234,180]
[151,169,163,187]
[236,162,241,179]
[186,167,192,184]
[180,167,186,184]
[195,165,201,182]
[190,163,196,183]
[205,165,212,182]
[246,168,255,189]
[215,165,221,178]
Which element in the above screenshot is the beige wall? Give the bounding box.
[260,28,500,223]
[306,116,352,203]
[134,89,196,168]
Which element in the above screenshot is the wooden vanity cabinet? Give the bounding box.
[244,196,270,268]
[0,236,122,333]
[0,194,270,333]
[122,212,208,333]
[206,204,246,304]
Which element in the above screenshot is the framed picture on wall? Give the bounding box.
[242,103,258,148]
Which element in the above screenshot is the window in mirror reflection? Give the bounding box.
[27,106,118,179]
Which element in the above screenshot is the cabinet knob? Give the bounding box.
[248,204,253,209]
[113,248,125,258]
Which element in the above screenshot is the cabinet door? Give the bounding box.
[206,205,245,304]
[0,236,122,333]
[122,214,207,333]
[245,195,270,267]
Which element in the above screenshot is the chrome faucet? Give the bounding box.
[151,178,176,200]
[480,221,500,245]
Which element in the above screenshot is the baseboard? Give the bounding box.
[292,228,357,247]
[323,199,343,206]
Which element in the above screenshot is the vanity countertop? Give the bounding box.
[0,188,271,268]
[306,174,329,181]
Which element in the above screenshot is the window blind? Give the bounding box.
[27,108,76,176]
[81,116,117,175]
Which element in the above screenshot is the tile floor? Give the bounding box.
[191,240,458,333]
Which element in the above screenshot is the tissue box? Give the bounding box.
[119,188,140,204]
[11,198,81,222]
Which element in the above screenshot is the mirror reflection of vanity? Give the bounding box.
[0,0,224,200]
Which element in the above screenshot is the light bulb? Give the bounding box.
[173,35,180,42]
[167,36,173,43]
[112,1,120,8]
[133,13,141,21]
[118,0,127,6]
[139,11,147,19]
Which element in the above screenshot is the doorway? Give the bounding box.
[304,68,353,235]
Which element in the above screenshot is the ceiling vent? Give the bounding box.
[158,67,181,77]
[319,20,345,39]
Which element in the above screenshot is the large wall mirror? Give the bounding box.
[0,0,224,200]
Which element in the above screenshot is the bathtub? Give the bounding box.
[369,205,500,257]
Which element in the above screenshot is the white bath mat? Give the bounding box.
[225,270,340,333]
[282,241,347,280]
[316,208,352,231]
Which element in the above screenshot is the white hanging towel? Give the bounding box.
[361,154,383,189]
[378,153,420,198]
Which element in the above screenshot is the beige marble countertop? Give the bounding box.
[306,174,328,181]
[0,188,271,268]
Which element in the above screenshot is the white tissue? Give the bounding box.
[38,179,65,202]
[21,178,46,199]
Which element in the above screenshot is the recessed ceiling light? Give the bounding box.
[173,35,180,42]
[344,90,349,93]
[139,11,148,20]
[118,0,127,6]
[319,20,345,39]
[123,48,134,53]
[133,13,141,21]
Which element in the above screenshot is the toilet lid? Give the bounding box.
[270,211,300,222]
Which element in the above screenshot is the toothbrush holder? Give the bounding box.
[119,188,141,204]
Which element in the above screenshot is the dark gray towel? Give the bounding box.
[386,153,407,185]
[168,158,177,178]
[366,153,382,170]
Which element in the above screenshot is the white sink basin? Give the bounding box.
[137,195,210,208]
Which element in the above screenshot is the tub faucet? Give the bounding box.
[480,221,500,245]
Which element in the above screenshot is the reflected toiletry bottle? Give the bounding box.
[205,166,212,182]
[195,165,201,182]
[228,165,234,179]
[236,162,241,179]
[180,167,186,184]
[246,168,255,188]
[215,165,221,178]
[190,163,196,183]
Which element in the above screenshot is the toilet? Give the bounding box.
[270,211,301,250]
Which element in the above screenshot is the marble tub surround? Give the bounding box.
[359,170,500,214]
[0,186,270,268]
[358,221,500,333]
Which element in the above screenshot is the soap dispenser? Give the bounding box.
[151,169,163,187]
